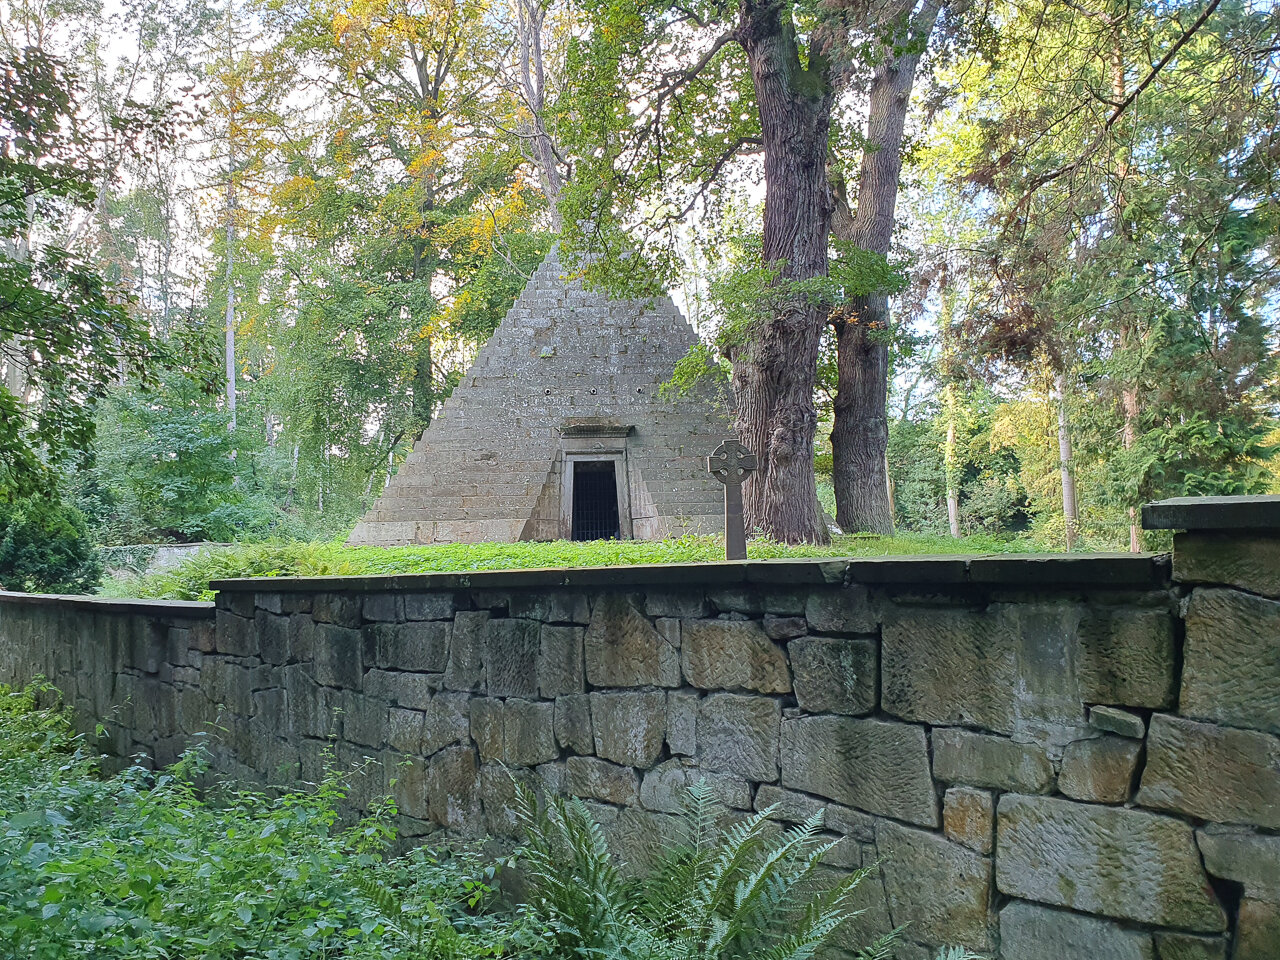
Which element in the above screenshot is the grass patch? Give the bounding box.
[99,532,1053,601]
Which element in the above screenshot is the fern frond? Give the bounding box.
[851,926,908,960]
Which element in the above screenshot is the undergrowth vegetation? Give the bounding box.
[0,681,982,959]
[101,533,1048,601]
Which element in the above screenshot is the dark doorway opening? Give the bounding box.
[572,461,620,540]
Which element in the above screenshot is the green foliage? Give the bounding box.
[708,235,904,353]
[0,494,102,593]
[102,532,1051,600]
[515,780,900,960]
[0,682,529,959]
[0,47,164,494]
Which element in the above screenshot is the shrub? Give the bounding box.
[0,495,102,593]
[0,682,527,959]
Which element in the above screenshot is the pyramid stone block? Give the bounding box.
[349,249,732,545]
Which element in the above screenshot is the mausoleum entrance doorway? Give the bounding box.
[571,461,621,540]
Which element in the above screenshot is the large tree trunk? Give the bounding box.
[830,0,941,534]
[944,381,960,538]
[831,304,893,532]
[1122,387,1141,552]
[515,0,563,230]
[733,0,833,543]
[1056,372,1079,550]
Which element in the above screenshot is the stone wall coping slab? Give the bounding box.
[0,589,214,618]
[1142,495,1280,532]
[208,553,1169,594]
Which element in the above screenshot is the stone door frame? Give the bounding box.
[559,422,635,540]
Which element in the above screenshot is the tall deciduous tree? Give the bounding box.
[926,0,1279,547]
[0,46,163,492]
[558,0,954,542]
[829,0,944,535]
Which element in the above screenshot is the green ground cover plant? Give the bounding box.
[0,682,981,960]
[100,533,1048,601]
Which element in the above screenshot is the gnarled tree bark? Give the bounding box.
[732,0,834,543]
[830,0,942,534]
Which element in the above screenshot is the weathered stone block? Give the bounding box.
[1090,705,1146,739]
[1078,607,1177,708]
[1060,735,1141,803]
[638,758,750,812]
[884,602,1174,751]
[255,611,290,665]
[803,586,875,633]
[1154,933,1227,960]
[480,764,532,836]
[943,786,994,854]
[404,592,456,621]
[362,593,403,623]
[643,591,707,619]
[372,621,450,672]
[813,863,895,953]
[511,590,588,624]
[697,693,779,782]
[1174,532,1280,599]
[314,623,365,689]
[781,717,937,826]
[1000,901,1154,960]
[585,595,680,688]
[753,784,876,840]
[1236,898,1280,960]
[470,698,504,762]
[1157,942,1223,960]
[214,609,256,657]
[1196,828,1280,902]
[339,691,387,748]
[388,706,425,753]
[877,820,994,951]
[553,694,593,754]
[601,807,687,876]
[538,625,584,697]
[666,689,697,755]
[932,727,1054,793]
[312,593,362,627]
[789,636,875,715]
[568,756,639,805]
[444,610,488,692]
[483,618,540,698]
[284,666,339,739]
[422,692,470,755]
[426,745,482,833]
[365,669,436,709]
[1181,589,1280,735]
[202,656,253,716]
[1137,714,1280,829]
[762,615,806,640]
[503,699,558,766]
[591,691,665,767]
[883,605,1085,748]
[996,794,1225,931]
[681,619,790,693]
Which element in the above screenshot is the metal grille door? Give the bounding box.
[572,461,621,540]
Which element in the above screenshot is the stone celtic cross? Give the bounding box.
[708,439,757,560]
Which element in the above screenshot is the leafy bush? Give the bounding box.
[0,682,527,959]
[0,494,102,593]
[0,683,984,959]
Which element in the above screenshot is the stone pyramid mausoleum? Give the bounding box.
[348,249,733,545]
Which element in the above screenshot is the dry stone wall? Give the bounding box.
[2,506,1279,959]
